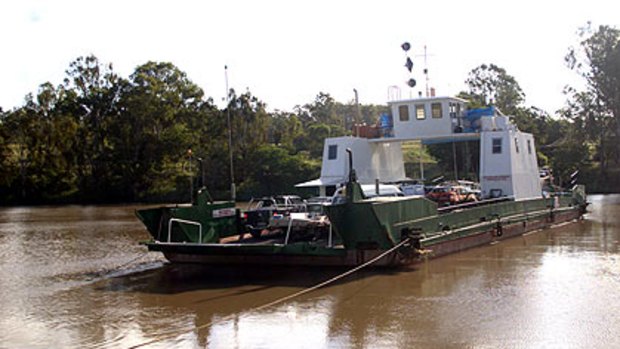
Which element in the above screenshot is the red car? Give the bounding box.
[426,185,476,206]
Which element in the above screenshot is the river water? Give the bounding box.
[0,195,619,349]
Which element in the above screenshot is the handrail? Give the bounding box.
[284,218,295,245]
[283,213,317,245]
[168,218,203,243]
[328,223,333,247]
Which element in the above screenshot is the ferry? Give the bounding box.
[136,95,587,267]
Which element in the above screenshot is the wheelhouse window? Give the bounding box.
[527,139,532,154]
[398,105,409,122]
[431,103,442,118]
[328,145,337,160]
[415,104,426,120]
[449,102,461,118]
[515,137,520,153]
[492,138,502,154]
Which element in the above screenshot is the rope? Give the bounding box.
[128,238,411,349]
[84,250,152,282]
[114,251,150,271]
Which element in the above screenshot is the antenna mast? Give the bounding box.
[225,65,236,201]
[424,45,430,97]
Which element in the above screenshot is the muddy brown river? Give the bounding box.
[1,195,619,348]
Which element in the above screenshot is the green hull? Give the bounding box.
[327,182,587,256]
[139,183,587,267]
[135,189,241,244]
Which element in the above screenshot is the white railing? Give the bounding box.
[283,213,333,247]
[168,218,203,243]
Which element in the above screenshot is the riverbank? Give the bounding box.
[580,165,620,194]
[3,167,619,207]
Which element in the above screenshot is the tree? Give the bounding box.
[223,89,271,193]
[113,61,207,201]
[0,108,18,200]
[239,144,320,198]
[465,63,525,114]
[268,111,303,152]
[0,83,81,202]
[561,90,612,173]
[461,63,573,168]
[63,55,123,200]
[565,23,620,166]
[548,124,590,186]
[296,92,337,126]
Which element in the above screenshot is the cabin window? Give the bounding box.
[449,103,460,118]
[515,137,520,153]
[492,138,502,154]
[415,104,426,120]
[328,145,337,160]
[527,139,532,154]
[398,105,409,121]
[431,103,442,118]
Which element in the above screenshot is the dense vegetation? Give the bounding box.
[1,24,619,205]
[0,58,387,204]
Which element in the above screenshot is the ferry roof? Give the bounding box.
[295,178,343,188]
[387,96,468,105]
[368,133,480,144]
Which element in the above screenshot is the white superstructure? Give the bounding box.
[389,96,468,140]
[296,137,406,196]
[479,117,541,200]
[296,96,542,201]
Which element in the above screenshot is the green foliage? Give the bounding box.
[268,111,303,152]
[237,144,320,199]
[465,63,525,114]
[111,61,207,200]
[548,126,590,186]
[564,24,620,175]
[0,58,343,204]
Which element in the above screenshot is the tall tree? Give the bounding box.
[0,83,81,202]
[565,23,620,166]
[0,108,8,188]
[560,88,613,173]
[465,63,525,114]
[63,55,123,200]
[268,111,303,152]
[113,61,206,200]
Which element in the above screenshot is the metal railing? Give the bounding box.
[283,213,333,247]
[168,218,203,243]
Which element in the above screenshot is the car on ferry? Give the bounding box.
[426,184,477,206]
[244,195,307,237]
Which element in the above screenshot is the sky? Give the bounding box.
[0,0,618,114]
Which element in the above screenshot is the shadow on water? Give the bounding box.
[94,261,412,296]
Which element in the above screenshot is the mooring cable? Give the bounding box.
[115,251,150,270]
[128,238,411,349]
